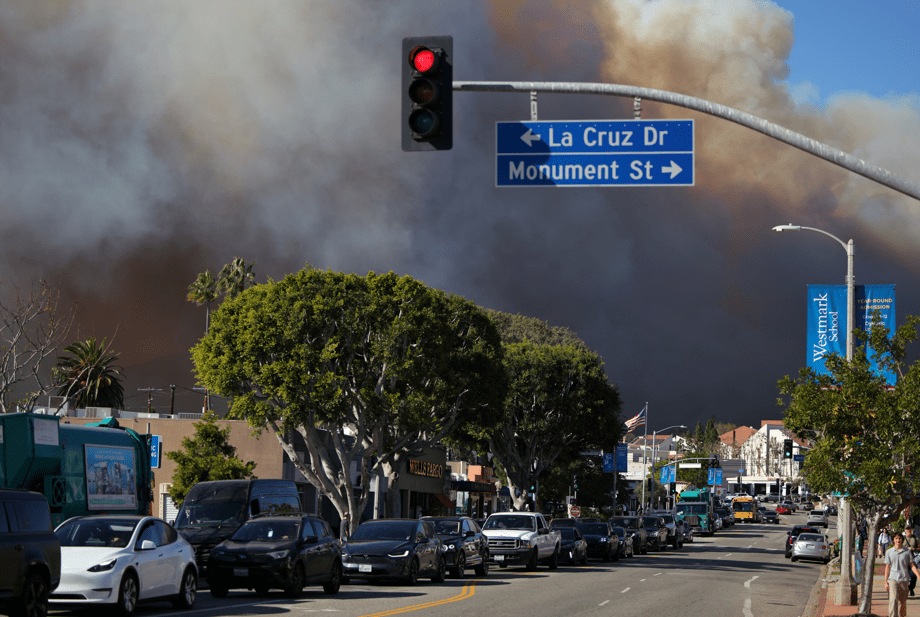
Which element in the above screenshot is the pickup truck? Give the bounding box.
[481,512,561,570]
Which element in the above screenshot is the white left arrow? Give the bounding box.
[520,129,542,147]
[661,161,683,179]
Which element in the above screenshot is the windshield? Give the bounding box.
[559,529,576,540]
[676,503,708,516]
[611,517,637,528]
[798,534,824,542]
[427,519,461,535]
[483,516,536,531]
[231,520,300,542]
[733,501,754,512]
[351,521,417,541]
[610,527,626,538]
[56,518,139,548]
[174,484,249,528]
[578,524,609,535]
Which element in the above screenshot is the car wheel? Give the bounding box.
[641,542,648,555]
[285,563,305,599]
[672,537,679,549]
[171,567,198,609]
[405,558,420,585]
[10,572,49,617]
[526,549,538,571]
[209,582,229,599]
[791,556,798,562]
[323,561,342,594]
[431,557,446,583]
[548,547,559,570]
[116,573,139,617]
[474,552,489,576]
[453,553,466,578]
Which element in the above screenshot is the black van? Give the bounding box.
[174,480,303,576]
[0,489,61,617]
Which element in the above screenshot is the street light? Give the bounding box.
[771,223,857,605]
[771,224,855,361]
[643,424,687,509]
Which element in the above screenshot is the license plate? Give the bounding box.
[494,555,504,562]
[359,564,372,573]
[233,568,248,577]
[806,544,815,549]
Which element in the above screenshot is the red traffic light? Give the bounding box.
[409,46,439,74]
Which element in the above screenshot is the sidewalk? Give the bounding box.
[816,566,920,617]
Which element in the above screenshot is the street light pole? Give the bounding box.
[771,223,857,606]
[648,424,687,510]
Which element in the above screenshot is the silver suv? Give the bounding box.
[806,509,829,528]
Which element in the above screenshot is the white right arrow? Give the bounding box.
[662,161,683,179]
[520,129,542,147]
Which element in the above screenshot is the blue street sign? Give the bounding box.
[496,119,694,187]
[793,454,805,462]
[150,435,161,469]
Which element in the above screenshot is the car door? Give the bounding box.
[416,522,437,574]
[460,519,478,566]
[0,501,17,596]
[133,520,168,599]
[300,518,328,581]
[155,521,186,597]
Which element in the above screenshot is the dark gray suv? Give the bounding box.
[0,489,61,617]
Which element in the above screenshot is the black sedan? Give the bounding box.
[422,516,489,578]
[576,522,618,562]
[342,519,446,585]
[610,526,635,558]
[762,509,780,524]
[207,514,342,598]
[557,528,588,565]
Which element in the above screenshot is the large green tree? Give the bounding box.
[165,412,257,506]
[779,315,920,615]
[480,311,621,511]
[54,337,125,410]
[191,267,506,533]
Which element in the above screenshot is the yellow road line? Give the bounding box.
[358,582,477,617]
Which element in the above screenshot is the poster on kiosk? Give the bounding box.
[806,284,896,385]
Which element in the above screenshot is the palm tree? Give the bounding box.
[217,258,255,300]
[55,338,125,410]
[187,270,220,333]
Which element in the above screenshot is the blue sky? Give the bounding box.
[774,0,919,104]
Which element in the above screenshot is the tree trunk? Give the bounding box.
[857,511,883,616]
[381,459,403,518]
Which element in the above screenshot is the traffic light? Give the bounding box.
[572,474,580,490]
[783,439,794,459]
[402,36,453,151]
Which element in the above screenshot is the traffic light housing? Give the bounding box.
[572,474,579,490]
[783,439,794,459]
[402,36,453,151]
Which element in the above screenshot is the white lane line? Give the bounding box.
[639,578,646,582]
[744,575,759,588]
[742,597,754,617]
[621,588,630,593]
[654,572,663,576]
[599,600,610,606]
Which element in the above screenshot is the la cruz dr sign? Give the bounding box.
[496,119,694,187]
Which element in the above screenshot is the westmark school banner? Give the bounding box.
[806,284,896,384]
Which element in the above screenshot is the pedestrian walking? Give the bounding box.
[885,532,920,617]
[859,522,868,556]
[880,527,893,558]
[905,527,920,596]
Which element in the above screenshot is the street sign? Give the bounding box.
[681,462,702,469]
[603,452,615,473]
[569,505,581,518]
[150,435,161,469]
[793,454,805,462]
[496,119,694,187]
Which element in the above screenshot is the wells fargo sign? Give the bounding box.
[408,459,443,478]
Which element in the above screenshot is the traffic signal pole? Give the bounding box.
[452,80,920,202]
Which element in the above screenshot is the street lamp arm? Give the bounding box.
[772,224,849,253]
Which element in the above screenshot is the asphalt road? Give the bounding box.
[51,511,831,617]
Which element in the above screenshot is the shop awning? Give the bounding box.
[451,480,494,494]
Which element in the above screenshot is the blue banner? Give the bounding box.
[603,444,630,473]
[660,466,675,484]
[707,468,723,486]
[806,284,896,384]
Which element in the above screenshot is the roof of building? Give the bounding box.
[719,426,756,446]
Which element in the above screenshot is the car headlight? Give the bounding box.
[266,550,290,560]
[447,544,455,550]
[88,558,118,573]
[388,550,410,558]
[519,539,531,548]
[600,537,608,543]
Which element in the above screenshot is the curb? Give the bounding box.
[802,563,829,617]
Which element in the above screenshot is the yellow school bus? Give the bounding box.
[732,496,757,522]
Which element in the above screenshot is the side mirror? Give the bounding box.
[417,536,429,544]
[464,530,475,537]
[140,540,157,550]
[538,528,548,535]
[303,535,318,545]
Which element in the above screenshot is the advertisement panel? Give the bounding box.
[85,445,138,510]
[806,284,896,384]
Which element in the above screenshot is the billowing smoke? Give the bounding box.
[1,0,917,424]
